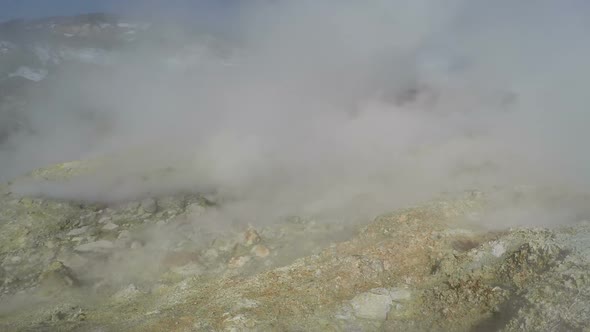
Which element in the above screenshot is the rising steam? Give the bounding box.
[3,0,590,225]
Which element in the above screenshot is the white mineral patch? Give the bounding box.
[350,288,393,320]
[9,67,48,82]
[491,241,506,257]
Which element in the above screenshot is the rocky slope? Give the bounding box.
[0,157,589,331]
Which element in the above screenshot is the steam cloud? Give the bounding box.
[3,0,590,225]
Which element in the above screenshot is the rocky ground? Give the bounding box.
[0,159,589,331]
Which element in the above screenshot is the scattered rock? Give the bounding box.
[91,281,109,296]
[228,256,251,269]
[222,313,257,330]
[185,203,205,217]
[157,196,185,212]
[102,222,119,231]
[98,216,111,224]
[67,226,90,236]
[7,256,22,264]
[170,262,203,276]
[49,304,86,322]
[244,228,261,246]
[202,248,219,261]
[113,284,142,301]
[58,252,89,271]
[71,236,85,243]
[140,198,158,214]
[232,298,259,311]
[161,251,199,268]
[350,288,394,320]
[251,244,270,258]
[115,238,131,248]
[389,288,412,302]
[74,240,115,254]
[117,230,131,241]
[38,261,78,293]
[491,241,506,257]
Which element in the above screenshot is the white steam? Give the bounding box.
[3,0,590,224]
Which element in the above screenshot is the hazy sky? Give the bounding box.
[0,0,235,20]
